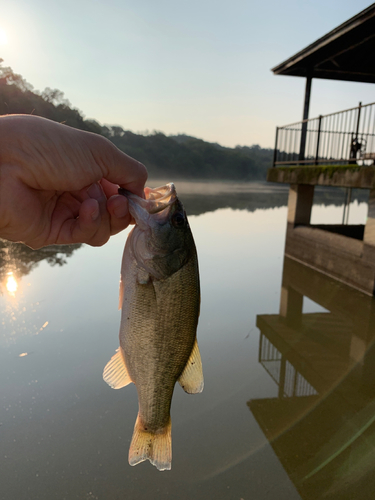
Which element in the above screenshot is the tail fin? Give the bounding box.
[128,414,172,471]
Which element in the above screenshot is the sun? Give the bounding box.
[0,28,8,45]
[5,271,18,296]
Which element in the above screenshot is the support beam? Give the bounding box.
[302,76,312,121]
[299,76,312,162]
[363,189,375,269]
[363,189,375,246]
[287,184,314,227]
[280,285,303,328]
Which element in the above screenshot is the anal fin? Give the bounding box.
[103,347,132,389]
[178,338,204,394]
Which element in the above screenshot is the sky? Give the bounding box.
[0,0,374,148]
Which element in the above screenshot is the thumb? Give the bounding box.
[93,136,148,197]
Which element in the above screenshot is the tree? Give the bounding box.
[40,87,71,107]
[0,59,33,92]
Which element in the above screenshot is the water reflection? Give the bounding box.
[254,256,375,499]
[150,180,368,216]
[5,272,18,296]
[1,181,374,499]
[0,239,82,342]
[0,239,81,293]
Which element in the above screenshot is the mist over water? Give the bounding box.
[0,181,373,499]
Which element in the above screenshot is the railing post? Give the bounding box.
[299,120,307,163]
[315,115,322,165]
[356,101,362,137]
[350,102,362,163]
[273,127,279,167]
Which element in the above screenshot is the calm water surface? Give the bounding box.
[1,181,374,499]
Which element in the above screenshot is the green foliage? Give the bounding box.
[0,60,273,180]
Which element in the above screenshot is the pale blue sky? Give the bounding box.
[1,0,374,147]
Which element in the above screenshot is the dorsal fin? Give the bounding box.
[178,339,204,394]
[103,348,132,389]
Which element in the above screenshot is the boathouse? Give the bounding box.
[268,5,375,296]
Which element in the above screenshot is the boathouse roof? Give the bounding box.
[271,4,375,84]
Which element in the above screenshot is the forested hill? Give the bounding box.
[0,60,273,180]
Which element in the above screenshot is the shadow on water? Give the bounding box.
[253,256,375,500]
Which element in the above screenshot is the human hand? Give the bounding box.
[0,115,147,249]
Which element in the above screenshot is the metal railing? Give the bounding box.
[273,102,375,167]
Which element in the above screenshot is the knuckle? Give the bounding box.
[138,162,148,183]
[86,230,110,247]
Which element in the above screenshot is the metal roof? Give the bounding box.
[272,4,375,83]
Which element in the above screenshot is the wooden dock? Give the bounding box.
[267,165,375,296]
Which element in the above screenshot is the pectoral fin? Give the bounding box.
[137,268,150,285]
[103,347,132,389]
[178,339,204,394]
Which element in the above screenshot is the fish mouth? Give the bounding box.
[119,183,177,213]
[119,183,178,227]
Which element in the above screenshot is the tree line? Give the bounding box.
[0,60,273,180]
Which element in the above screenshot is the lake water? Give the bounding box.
[1,181,374,500]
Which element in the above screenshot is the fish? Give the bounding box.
[103,183,203,471]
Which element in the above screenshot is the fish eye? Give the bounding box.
[172,212,185,228]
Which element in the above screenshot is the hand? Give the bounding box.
[0,115,147,248]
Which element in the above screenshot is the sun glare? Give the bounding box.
[0,28,8,45]
[6,272,18,295]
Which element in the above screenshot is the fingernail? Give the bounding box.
[87,183,103,200]
[91,201,100,220]
[112,197,128,218]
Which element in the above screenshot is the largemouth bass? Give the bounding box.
[103,183,203,471]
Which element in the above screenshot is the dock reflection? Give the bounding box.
[252,256,375,499]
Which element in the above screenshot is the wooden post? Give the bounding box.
[287,184,314,227]
[364,189,375,245]
[280,285,303,328]
[363,189,375,280]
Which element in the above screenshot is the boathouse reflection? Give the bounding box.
[252,256,375,499]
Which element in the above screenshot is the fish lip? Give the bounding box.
[119,183,177,214]
[119,183,177,221]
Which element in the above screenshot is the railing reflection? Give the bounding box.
[260,334,318,398]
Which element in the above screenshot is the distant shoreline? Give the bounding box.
[146,179,289,196]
